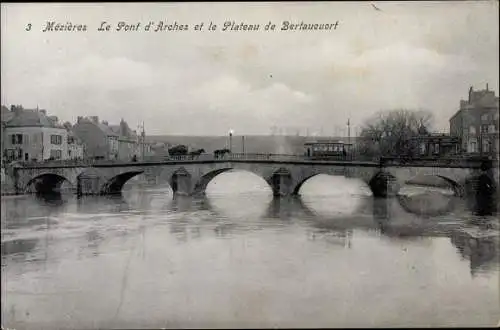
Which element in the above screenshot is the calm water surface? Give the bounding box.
[1,172,499,329]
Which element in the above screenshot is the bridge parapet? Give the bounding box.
[10,155,497,199]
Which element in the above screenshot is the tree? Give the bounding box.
[168,144,188,156]
[214,148,231,158]
[357,109,434,158]
[189,148,205,156]
[63,121,73,131]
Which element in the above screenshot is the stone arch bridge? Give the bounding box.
[11,156,498,198]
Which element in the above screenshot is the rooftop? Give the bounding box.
[459,84,499,110]
[1,106,15,123]
[3,106,63,128]
[109,119,138,141]
[76,117,119,136]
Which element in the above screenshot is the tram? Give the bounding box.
[304,140,353,160]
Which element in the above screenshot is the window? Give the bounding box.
[67,136,75,144]
[434,143,440,154]
[481,114,489,122]
[469,126,476,135]
[6,149,14,161]
[420,143,426,155]
[481,125,489,134]
[483,139,491,153]
[470,141,477,153]
[50,149,62,159]
[489,125,496,133]
[51,135,62,145]
[11,134,22,145]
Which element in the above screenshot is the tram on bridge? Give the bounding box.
[303,139,354,160]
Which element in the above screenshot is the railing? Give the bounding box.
[168,153,305,161]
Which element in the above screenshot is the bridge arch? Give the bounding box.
[25,173,73,194]
[192,167,279,196]
[292,171,373,196]
[433,175,463,197]
[293,173,322,195]
[192,167,233,195]
[100,170,144,195]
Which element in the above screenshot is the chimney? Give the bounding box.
[102,120,108,125]
[77,116,83,123]
[91,116,99,124]
[49,115,58,123]
[40,109,47,115]
[486,83,489,91]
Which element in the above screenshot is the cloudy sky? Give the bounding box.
[1,2,498,136]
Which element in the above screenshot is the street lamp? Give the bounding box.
[228,129,234,153]
[138,122,145,161]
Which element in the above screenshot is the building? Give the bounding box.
[449,84,500,157]
[72,116,119,160]
[409,133,460,157]
[1,105,15,164]
[2,106,69,162]
[109,119,140,161]
[66,129,85,160]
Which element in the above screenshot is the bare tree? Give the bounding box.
[62,121,73,131]
[357,109,434,158]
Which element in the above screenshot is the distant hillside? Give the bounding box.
[145,135,356,154]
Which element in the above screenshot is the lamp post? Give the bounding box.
[229,129,234,153]
[347,118,351,146]
[138,122,145,161]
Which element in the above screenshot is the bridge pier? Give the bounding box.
[369,170,399,198]
[78,174,101,196]
[471,161,498,216]
[171,171,193,196]
[270,170,293,197]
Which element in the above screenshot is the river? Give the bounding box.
[1,172,499,329]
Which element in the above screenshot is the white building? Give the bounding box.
[67,130,85,160]
[3,106,68,162]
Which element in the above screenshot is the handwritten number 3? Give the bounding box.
[26,23,31,31]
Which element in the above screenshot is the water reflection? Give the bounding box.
[265,196,311,219]
[2,174,500,329]
[397,185,457,218]
[76,194,131,214]
[1,237,39,257]
[451,227,499,276]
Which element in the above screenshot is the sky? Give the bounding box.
[1,1,499,136]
